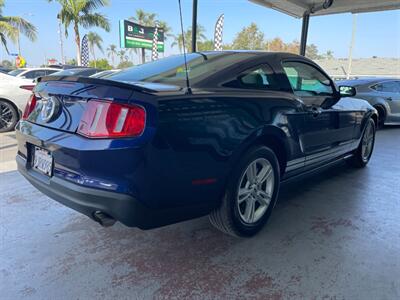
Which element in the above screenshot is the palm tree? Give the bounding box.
[172,25,207,53]
[87,31,103,67]
[130,9,172,64]
[0,0,37,54]
[49,0,110,66]
[107,44,117,67]
[117,49,128,63]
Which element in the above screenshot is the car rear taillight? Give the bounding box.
[22,94,37,120]
[77,100,146,138]
[19,85,35,91]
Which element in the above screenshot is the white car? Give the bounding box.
[0,73,35,132]
[8,67,60,80]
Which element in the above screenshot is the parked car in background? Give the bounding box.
[8,68,60,80]
[90,69,120,79]
[16,51,378,237]
[50,67,101,77]
[0,73,35,132]
[338,78,400,127]
[47,64,82,70]
[0,67,12,74]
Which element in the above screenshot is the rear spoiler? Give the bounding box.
[37,75,159,94]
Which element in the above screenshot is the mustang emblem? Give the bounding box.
[40,96,59,123]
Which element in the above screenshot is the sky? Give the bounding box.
[3,0,400,66]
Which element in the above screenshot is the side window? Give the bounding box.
[24,70,46,79]
[371,84,382,92]
[224,64,278,90]
[45,70,58,76]
[282,61,334,97]
[33,70,47,78]
[394,81,400,93]
[373,81,399,93]
[23,71,36,79]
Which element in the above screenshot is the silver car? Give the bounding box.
[338,78,400,127]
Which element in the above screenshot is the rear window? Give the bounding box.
[8,69,26,76]
[108,53,254,87]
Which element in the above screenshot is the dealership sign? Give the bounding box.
[119,20,164,52]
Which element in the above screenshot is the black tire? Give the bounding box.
[0,100,19,133]
[209,146,280,237]
[348,118,376,168]
[374,105,386,129]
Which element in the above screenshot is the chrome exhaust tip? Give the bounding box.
[93,211,116,227]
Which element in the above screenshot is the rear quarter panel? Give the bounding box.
[151,92,303,208]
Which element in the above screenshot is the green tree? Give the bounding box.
[171,25,207,53]
[89,58,111,69]
[266,37,285,52]
[286,40,300,54]
[66,57,77,65]
[117,61,133,69]
[130,9,172,63]
[87,31,103,67]
[0,0,37,54]
[197,39,214,51]
[306,44,321,60]
[323,50,334,59]
[117,49,128,63]
[231,23,264,50]
[49,0,110,66]
[106,44,117,67]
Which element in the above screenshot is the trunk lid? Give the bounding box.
[27,76,180,133]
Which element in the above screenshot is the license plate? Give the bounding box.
[33,147,53,176]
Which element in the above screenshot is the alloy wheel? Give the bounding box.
[0,102,14,131]
[237,158,275,224]
[361,121,374,162]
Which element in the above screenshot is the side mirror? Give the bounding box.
[339,85,356,97]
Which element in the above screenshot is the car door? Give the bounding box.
[281,60,356,167]
[373,81,400,123]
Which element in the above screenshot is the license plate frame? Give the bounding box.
[32,146,53,176]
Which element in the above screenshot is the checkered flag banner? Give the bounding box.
[214,14,224,51]
[81,34,89,67]
[152,22,160,61]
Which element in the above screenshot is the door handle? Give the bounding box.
[386,97,393,101]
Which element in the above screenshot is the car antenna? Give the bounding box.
[178,0,192,95]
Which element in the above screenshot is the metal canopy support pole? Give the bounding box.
[191,0,198,52]
[300,12,310,56]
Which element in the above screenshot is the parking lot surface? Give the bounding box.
[1,128,399,299]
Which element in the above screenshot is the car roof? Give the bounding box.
[199,50,303,59]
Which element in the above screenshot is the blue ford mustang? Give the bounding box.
[16,51,377,237]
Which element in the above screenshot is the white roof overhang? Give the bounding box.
[249,0,400,18]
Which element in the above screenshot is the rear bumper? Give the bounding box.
[17,155,213,229]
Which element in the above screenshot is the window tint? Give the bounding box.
[372,81,400,93]
[224,65,278,90]
[8,69,26,76]
[45,70,58,76]
[26,70,47,79]
[282,61,333,97]
[108,53,255,87]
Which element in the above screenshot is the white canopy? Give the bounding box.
[249,0,400,18]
